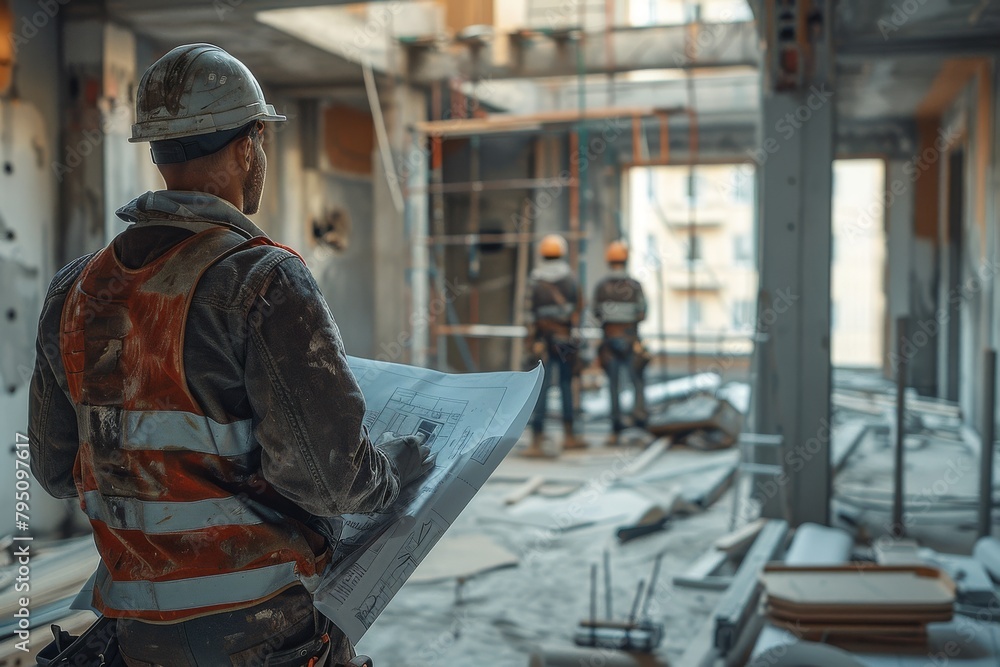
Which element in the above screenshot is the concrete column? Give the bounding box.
[752,1,835,526]
[912,119,940,396]
[59,19,147,262]
[884,160,916,384]
[267,97,307,250]
[376,83,427,365]
[753,92,834,525]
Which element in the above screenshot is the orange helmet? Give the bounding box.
[540,234,568,259]
[606,240,629,264]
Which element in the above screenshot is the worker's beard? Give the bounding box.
[242,138,266,215]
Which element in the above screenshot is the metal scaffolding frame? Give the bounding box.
[404,0,723,373]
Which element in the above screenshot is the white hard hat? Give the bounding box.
[130,43,285,145]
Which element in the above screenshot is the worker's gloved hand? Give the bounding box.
[377,432,436,486]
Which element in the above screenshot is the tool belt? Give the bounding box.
[36,616,123,667]
[535,319,572,338]
[526,323,584,375]
[264,616,332,667]
[37,615,361,667]
[598,337,650,374]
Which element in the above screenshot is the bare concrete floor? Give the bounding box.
[356,432,738,667]
[356,413,991,666]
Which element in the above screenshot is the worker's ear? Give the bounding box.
[240,136,253,174]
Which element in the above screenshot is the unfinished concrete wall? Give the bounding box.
[0,0,65,536]
[310,171,377,357]
[938,67,994,428]
[59,20,158,263]
[260,87,423,362]
[991,65,1000,434]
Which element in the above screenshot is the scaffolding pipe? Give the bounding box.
[979,348,997,538]
[893,316,909,534]
[469,132,482,369]
[570,130,582,275]
[414,176,580,194]
[408,131,430,367]
[362,60,404,213]
[425,230,589,245]
[430,84,449,370]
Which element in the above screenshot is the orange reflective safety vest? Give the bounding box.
[60,223,328,622]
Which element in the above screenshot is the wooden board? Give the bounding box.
[504,475,545,505]
[766,602,953,625]
[768,618,930,645]
[715,518,767,555]
[769,618,929,638]
[762,564,956,609]
[621,438,671,477]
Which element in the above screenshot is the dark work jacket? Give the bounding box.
[593,271,646,338]
[30,191,399,529]
[527,259,579,335]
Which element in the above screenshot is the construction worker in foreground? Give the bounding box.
[28,44,433,667]
[594,241,650,445]
[524,233,585,456]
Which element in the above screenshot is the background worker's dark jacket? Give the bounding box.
[593,271,646,338]
[527,259,579,336]
[28,190,399,622]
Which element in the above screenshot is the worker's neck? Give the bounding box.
[161,177,244,212]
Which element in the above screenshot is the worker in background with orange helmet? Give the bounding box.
[523,234,585,456]
[593,241,650,445]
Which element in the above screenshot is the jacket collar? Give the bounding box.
[115,190,268,239]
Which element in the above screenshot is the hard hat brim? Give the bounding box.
[129,103,286,143]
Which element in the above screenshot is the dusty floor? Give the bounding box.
[356,428,739,667]
[357,404,988,667]
[832,424,986,555]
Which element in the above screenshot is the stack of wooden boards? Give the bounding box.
[761,564,956,650]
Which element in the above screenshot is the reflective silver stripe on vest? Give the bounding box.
[94,560,300,613]
[123,410,254,457]
[83,491,284,534]
[598,302,643,324]
[535,303,574,320]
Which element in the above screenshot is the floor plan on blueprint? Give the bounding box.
[312,356,543,643]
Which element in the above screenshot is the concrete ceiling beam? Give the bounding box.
[404,21,759,83]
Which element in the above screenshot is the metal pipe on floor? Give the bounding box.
[979,348,997,538]
[893,317,908,535]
